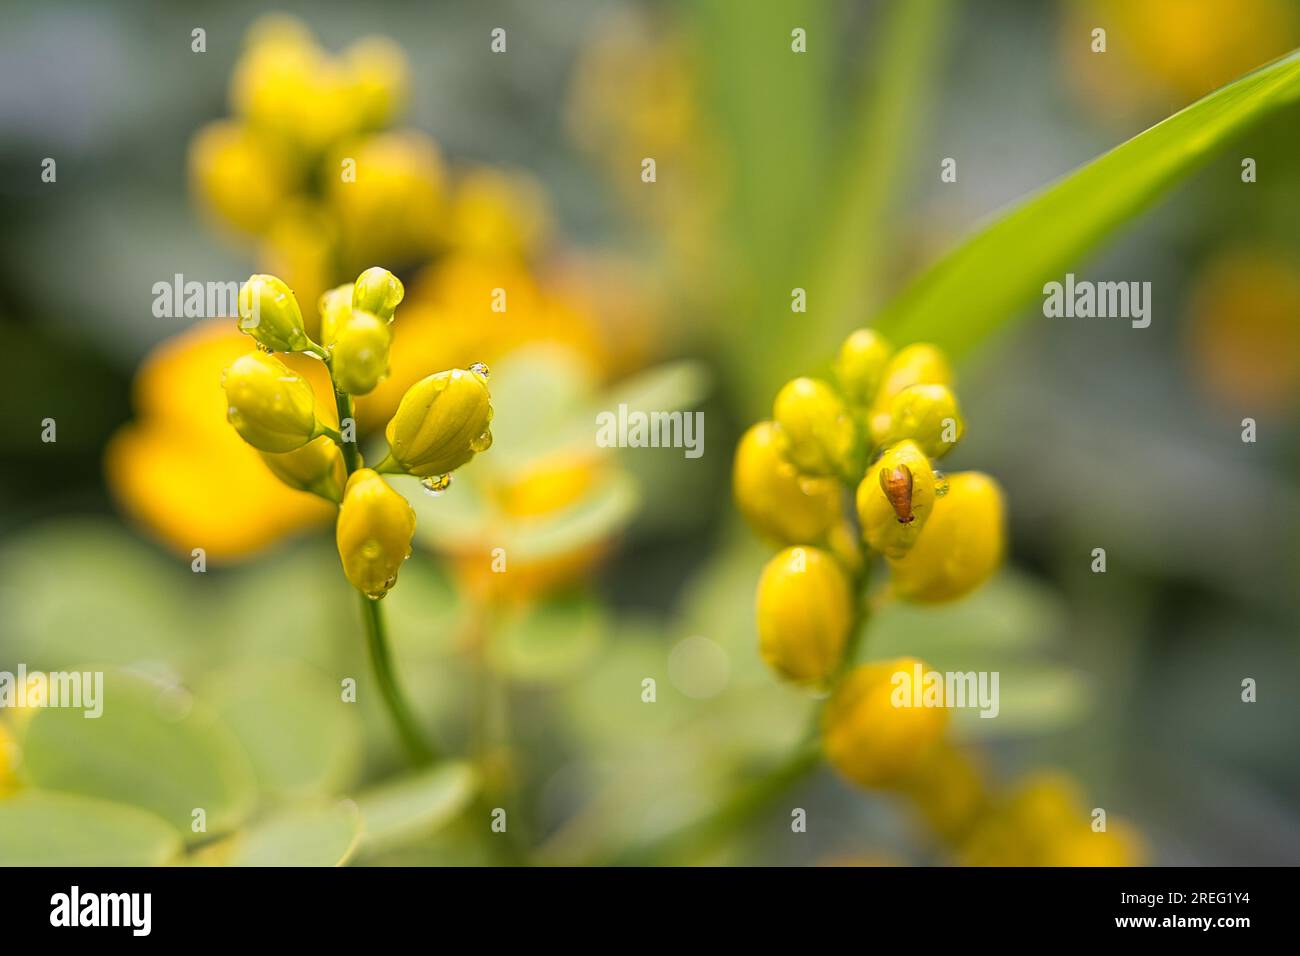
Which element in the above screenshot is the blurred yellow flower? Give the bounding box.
[1186,249,1300,414]
[106,321,336,562]
[0,720,20,796]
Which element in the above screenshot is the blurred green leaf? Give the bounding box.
[200,659,363,801]
[354,761,477,857]
[0,791,181,866]
[22,671,258,842]
[210,800,361,867]
[0,519,206,672]
[488,595,606,683]
[874,48,1300,356]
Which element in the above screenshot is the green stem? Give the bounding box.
[333,388,361,473]
[361,592,436,766]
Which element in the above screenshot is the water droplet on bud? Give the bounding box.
[420,474,453,496]
[469,362,490,380]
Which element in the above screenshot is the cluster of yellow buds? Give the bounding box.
[221,267,493,598]
[735,330,1005,788]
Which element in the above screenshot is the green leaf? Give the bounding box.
[0,791,182,866]
[873,48,1300,356]
[487,595,606,683]
[200,660,363,800]
[353,762,477,856]
[21,671,258,842]
[206,801,362,867]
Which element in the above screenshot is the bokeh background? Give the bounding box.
[1,0,1298,865]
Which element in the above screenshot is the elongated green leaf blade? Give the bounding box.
[873,49,1300,355]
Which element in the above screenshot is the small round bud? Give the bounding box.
[259,434,345,502]
[772,377,862,479]
[882,384,965,459]
[331,310,392,396]
[733,422,843,546]
[868,343,953,442]
[382,367,493,477]
[822,657,949,788]
[888,471,1004,603]
[318,284,353,349]
[755,546,852,684]
[855,439,935,559]
[237,274,311,353]
[222,352,321,453]
[336,469,416,599]
[833,329,892,406]
[352,266,405,322]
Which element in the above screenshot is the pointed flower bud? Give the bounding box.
[733,422,843,546]
[382,366,493,477]
[868,343,953,442]
[772,377,862,479]
[331,309,392,396]
[882,384,965,459]
[855,439,935,559]
[353,266,405,322]
[888,471,1004,603]
[318,283,353,349]
[237,274,311,352]
[336,468,416,599]
[755,546,852,684]
[259,434,346,502]
[822,657,949,788]
[833,329,892,407]
[223,352,322,452]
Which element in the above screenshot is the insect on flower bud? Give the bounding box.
[882,383,965,459]
[330,310,392,396]
[888,471,1005,603]
[868,343,953,443]
[833,329,892,407]
[352,266,405,322]
[755,546,852,685]
[733,422,844,546]
[237,274,311,353]
[222,351,322,453]
[318,284,353,349]
[855,439,935,558]
[772,377,862,479]
[336,468,416,599]
[381,366,493,478]
[822,657,949,788]
[259,434,346,502]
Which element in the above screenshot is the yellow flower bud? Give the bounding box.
[237,274,311,353]
[331,310,392,396]
[868,343,953,442]
[336,469,416,599]
[318,284,353,349]
[882,384,965,459]
[259,434,346,502]
[833,329,892,406]
[222,351,322,453]
[822,657,949,788]
[0,721,19,796]
[888,471,1005,603]
[755,546,852,684]
[352,266,405,322]
[855,440,935,559]
[733,422,843,546]
[343,36,409,132]
[772,377,862,479]
[382,367,493,478]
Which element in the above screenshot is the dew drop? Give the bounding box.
[470,429,493,453]
[469,361,490,380]
[933,469,950,497]
[420,473,453,496]
[255,342,274,354]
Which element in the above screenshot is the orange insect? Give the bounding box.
[878,464,916,524]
